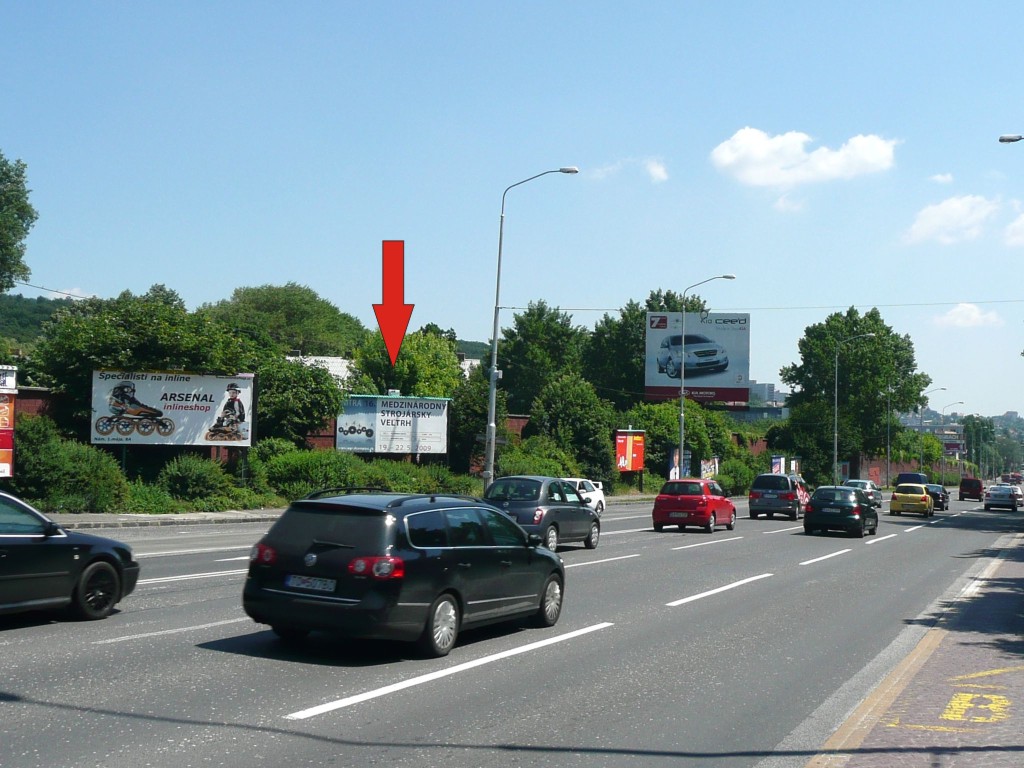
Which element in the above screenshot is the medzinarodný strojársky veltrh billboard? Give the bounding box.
[336,395,450,454]
[645,312,751,403]
[90,371,254,446]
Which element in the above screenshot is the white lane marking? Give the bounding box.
[138,569,248,585]
[867,534,898,544]
[565,554,640,568]
[602,527,652,536]
[285,622,614,720]
[93,618,250,645]
[666,573,773,607]
[215,556,251,562]
[800,549,851,565]
[905,525,925,532]
[763,525,803,534]
[136,546,252,559]
[671,536,742,551]
[605,514,652,521]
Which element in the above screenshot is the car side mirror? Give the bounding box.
[43,521,62,538]
[527,533,543,548]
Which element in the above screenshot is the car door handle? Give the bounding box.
[457,562,472,569]
[499,560,512,568]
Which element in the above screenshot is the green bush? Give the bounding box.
[264,450,370,499]
[497,435,579,478]
[716,458,756,496]
[250,437,299,464]
[158,454,234,501]
[122,480,180,514]
[8,415,129,513]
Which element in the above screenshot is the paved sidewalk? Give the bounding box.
[807,531,1024,767]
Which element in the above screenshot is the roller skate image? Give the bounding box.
[95,382,175,437]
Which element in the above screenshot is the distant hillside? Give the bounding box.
[0,293,75,344]
[456,340,488,359]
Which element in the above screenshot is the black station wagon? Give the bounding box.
[242,489,565,657]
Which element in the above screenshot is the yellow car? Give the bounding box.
[890,483,934,517]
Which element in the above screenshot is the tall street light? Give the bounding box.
[483,167,578,489]
[678,274,735,478]
[885,384,894,489]
[940,400,964,484]
[918,386,946,470]
[999,135,1024,143]
[833,333,875,484]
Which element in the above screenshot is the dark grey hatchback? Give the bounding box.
[804,486,879,538]
[482,475,600,551]
[242,489,565,657]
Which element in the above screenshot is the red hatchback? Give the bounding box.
[652,478,736,533]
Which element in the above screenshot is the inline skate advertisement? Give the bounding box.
[336,395,449,454]
[90,371,254,446]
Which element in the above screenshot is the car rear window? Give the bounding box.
[484,479,541,502]
[661,481,704,496]
[811,488,854,503]
[895,485,924,494]
[267,503,387,551]
[753,475,790,491]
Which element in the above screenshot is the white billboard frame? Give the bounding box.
[336,395,450,454]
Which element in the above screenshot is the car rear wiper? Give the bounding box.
[311,539,355,549]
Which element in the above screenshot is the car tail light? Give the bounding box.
[804,503,813,513]
[533,509,544,525]
[348,556,405,580]
[920,495,929,503]
[250,542,277,564]
[851,505,861,518]
[781,492,795,501]
[749,491,761,500]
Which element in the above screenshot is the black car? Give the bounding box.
[482,475,600,551]
[0,491,139,620]
[242,489,565,657]
[804,485,879,538]
[925,484,950,511]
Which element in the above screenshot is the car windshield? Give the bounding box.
[753,475,790,491]
[811,488,854,502]
[684,334,714,345]
[926,485,943,492]
[661,481,704,496]
[484,478,541,502]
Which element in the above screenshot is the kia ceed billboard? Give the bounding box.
[645,312,750,403]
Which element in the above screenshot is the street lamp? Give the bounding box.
[999,135,1023,143]
[833,333,875,485]
[940,400,964,484]
[483,167,578,489]
[885,384,894,488]
[677,274,735,478]
[918,386,946,470]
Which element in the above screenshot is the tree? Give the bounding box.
[254,357,346,445]
[28,285,267,434]
[0,150,38,293]
[527,373,616,483]
[777,307,931,480]
[583,300,647,411]
[199,283,368,356]
[497,301,588,414]
[346,330,464,398]
[448,364,508,474]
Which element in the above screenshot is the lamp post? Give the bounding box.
[833,333,875,485]
[483,167,578,490]
[999,135,1024,143]
[886,384,894,489]
[918,386,946,470]
[940,400,964,485]
[677,274,735,479]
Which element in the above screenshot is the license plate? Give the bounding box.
[763,493,777,498]
[669,512,686,518]
[823,507,840,513]
[285,574,337,592]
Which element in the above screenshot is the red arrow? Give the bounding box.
[372,240,414,366]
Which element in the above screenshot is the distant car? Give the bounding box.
[959,477,984,502]
[890,483,934,517]
[243,488,565,657]
[655,333,729,378]
[748,473,810,520]
[844,479,883,506]
[895,472,929,487]
[804,485,879,537]
[562,477,605,516]
[924,484,950,511]
[483,475,600,551]
[652,478,736,533]
[1011,486,1024,503]
[984,485,1019,511]
[0,491,140,620]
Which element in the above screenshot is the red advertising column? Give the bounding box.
[0,366,16,478]
[615,429,646,490]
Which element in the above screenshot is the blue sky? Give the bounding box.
[4,2,1024,417]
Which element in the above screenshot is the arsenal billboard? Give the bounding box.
[645,312,750,403]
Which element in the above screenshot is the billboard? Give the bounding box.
[645,311,750,403]
[615,430,645,472]
[0,366,15,477]
[90,371,254,446]
[337,395,449,454]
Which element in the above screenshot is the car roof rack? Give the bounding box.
[386,493,484,508]
[302,486,392,500]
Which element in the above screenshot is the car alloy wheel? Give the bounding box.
[584,522,599,549]
[726,511,736,531]
[544,526,559,551]
[705,514,716,534]
[533,574,563,627]
[72,561,120,620]
[418,593,459,657]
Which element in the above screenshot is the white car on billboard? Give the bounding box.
[655,333,729,378]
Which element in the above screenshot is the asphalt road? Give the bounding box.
[2,497,1018,768]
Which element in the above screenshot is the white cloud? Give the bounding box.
[644,159,669,183]
[1005,212,1024,246]
[904,195,1000,244]
[929,173,953,184]
[710,127,897,188]
[934,303,1003,328]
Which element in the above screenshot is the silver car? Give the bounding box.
[984,485,1019,511]
[656,333,729,378]
[844,479,883,506]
